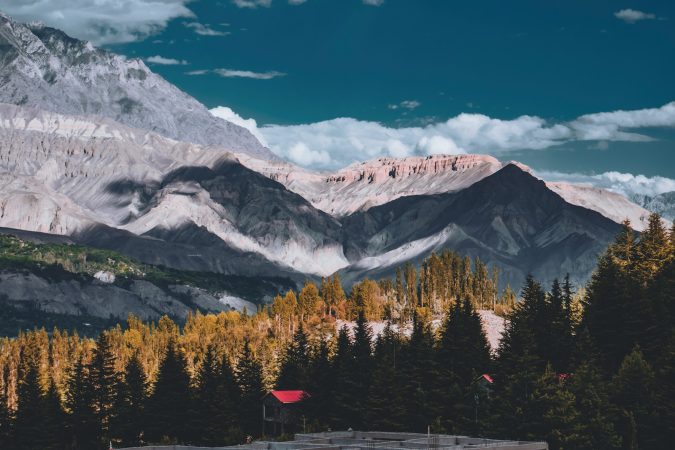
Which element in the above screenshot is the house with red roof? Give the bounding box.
[262,390,310,436]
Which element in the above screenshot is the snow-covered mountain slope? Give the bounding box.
[547,182,653,231]
[0,11,274,159]
[630,191,675,222]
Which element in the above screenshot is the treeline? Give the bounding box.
[271,249,515,340]
[0,214,673,449]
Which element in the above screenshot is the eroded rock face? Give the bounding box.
[0,12,274,160]
[244,154,504,216]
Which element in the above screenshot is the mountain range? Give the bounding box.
[0,11,668,326]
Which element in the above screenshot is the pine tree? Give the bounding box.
[276,323,310,390]
[14,359,43,450]
[399,312,440,433]
[584,222,659,372]
[65,355,98,450]
[436,297,492,434]
[298,281,321,322]
[365,324,404,431]
[41,377,68,450]
[328,326,353,429]
[236,339,265,438]
[438,297,492,386]
[612,346,657,450]
[303,337,332,428]
[191,346,241,445]
[111,352,147,447]
[492,276,548,438]
[0,367,13,449]
[634,213,669,284]
[524,366,584,450]
[146,339,192,444]
[89,331,119,444]
[547,279,573,373]
[567,359,621,450]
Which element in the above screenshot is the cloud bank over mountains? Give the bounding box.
[1,0,194,44]
[539,170,675,200]
[210,102,675,170]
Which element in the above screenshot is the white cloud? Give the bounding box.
[615,9,657,23]
[146,55,188,65]
[389,100,421,110]
[186,68,285,79]
[214,69,286,79]
[233,0,272,8]
[2,0,194,44]
[538,170,675,199]
[288,0,307,4]
[363,0,384,5]
[210,106,268,146]
[185,22,229,36]
[208,101,675,170]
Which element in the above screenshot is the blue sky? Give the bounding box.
[4,0,675,194]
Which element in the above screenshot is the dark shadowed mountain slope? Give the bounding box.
[340,164,622,289]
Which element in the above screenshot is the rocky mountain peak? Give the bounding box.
[0,10,275,160]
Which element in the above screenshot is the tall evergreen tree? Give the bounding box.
[42,377,68,450]
[145,339,191,444]
[303,337,333,428]
[547,279,573,372]
[328,326,354,429]
[365,324,404,431]
[437,297,491,386]
[65,355,98,450]
[524,366,584,450]
[111,352,147,447]
[235,339,266,438]
[191,346,241,445]
[492,276,548,438]
[436,298,492,434]
[612,346,657,450]
[276,323,310,390]
[89,331,119,445]
[14,359,43,450]
[567,359,621,450]
[399,312,439,433]
[0,367,12,449]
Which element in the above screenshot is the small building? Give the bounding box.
[262,390,309,436]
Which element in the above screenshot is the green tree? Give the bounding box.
[191,346,241,445]
[568,359,621,450]
[236,339,266,438]
[612,347,657,450]
[42,377,68,450]
[146,339,191,444]
[0,367,13,449]
[276,323,310,390]
[111,353,147,447]
[89,331,120,444]
[65,355,98,450]
[14,359,43,450]
[524,366,584,450]
[365,324,404,431]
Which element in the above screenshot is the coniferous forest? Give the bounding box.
[0,214,673,450]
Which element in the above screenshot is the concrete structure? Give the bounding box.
[118,430,547,450]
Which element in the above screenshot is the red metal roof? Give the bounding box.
[270,390,308,404]
[482,374,494,384]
